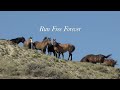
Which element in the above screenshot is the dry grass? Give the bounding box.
[0,40,120,79]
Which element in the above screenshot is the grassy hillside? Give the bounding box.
[0,40,120,79]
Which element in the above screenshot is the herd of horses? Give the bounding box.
[8,36,117,67]
[9,36,75,61]
[80,54,117,67]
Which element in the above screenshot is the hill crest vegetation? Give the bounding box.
[0,40,120,79]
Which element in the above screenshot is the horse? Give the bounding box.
[52,39,75,61]
[80,54,112,64]
[10,37,25,44]
[43,37,48,41]
[103,59,117,67]
[40,37,59,57]
[37,37,56,56]
[32,37,51,54]
[24,37,33,49]
[47,43,56,56]
[41,37,56,56]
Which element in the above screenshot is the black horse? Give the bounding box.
[10,37,25,44]
[42,37,56,56]
[48,44,56,56]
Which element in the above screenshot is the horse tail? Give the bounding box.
[105,54,112,58]
[71,45,75,53]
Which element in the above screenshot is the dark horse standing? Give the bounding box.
[10,37,25,44]
[42,37,56,56]
[48,44,56,56]
[52,39,75,61]
[80,54,112,64]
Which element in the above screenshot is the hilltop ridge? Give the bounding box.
[0,40,120,79]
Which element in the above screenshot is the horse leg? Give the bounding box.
[43,49,46,54]
[50,52,52,55]
[48,51,50,55]
[30,43,32,49]
[48,51,51,55]
[53,51,56,57]
[41,49,44,54]
[41,49,45,54]
[48,51,49,55]
[43,51,45,54]
[58,52,61,59]
[56,53,58,58]
[70,53,72,61]
[62,53,64,59]
[32,44,35,49]
[53,51,55,56]
[55,51,57,58]
[68,53,71,60]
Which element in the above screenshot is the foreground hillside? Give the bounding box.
[0,40,120,79]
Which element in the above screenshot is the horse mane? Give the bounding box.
[53,39,61,45]
[43,37,48,41]
[54,42,61,46]
[42,37,51,42]
[57,42,61,44]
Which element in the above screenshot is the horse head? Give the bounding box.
[43,37,48,41]
[52,39,59,47]
[114,60,117,65]
[43,38,51,45]
[29,37,33,43]
[21,37,25,43]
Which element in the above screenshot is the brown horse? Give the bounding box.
[52,39,75,61]
[103,59,117,67]
[24,37,33,49]
[32,37,51,54]
[80,54,112,64]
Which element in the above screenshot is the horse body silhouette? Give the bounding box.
[10,37,25,44]
[32,37,51,54]
[24,37,33,49]
[42,37,56,56]
[103,59,117,67]
[7,36,117,68]
[48,44,56,56]
[52,39,75,61]
[80,54,112,64]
